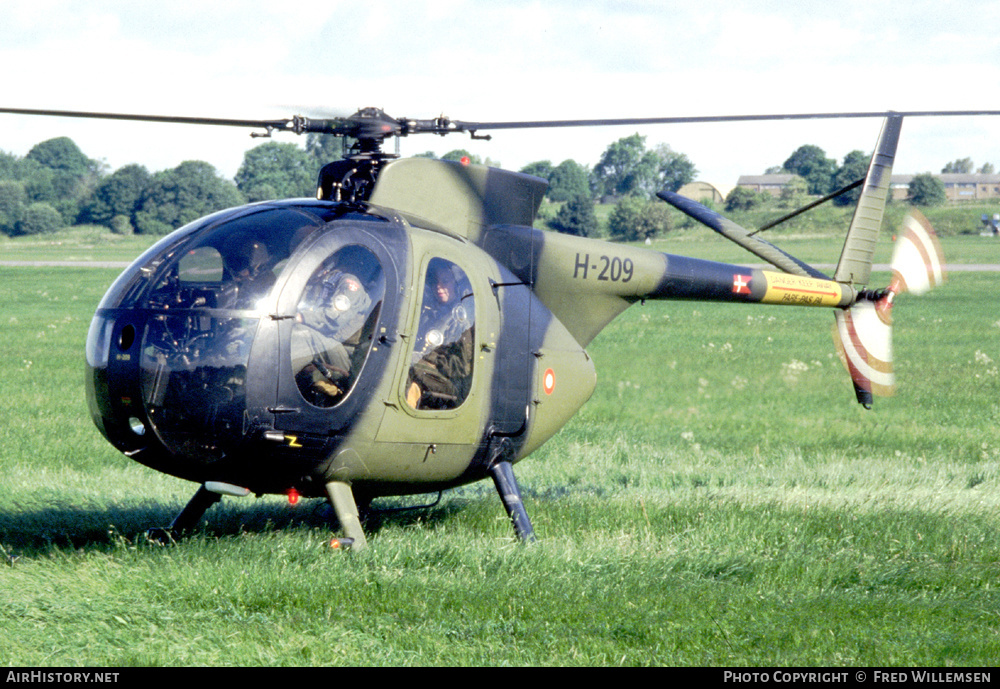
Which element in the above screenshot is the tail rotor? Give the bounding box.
[833,210,945,408]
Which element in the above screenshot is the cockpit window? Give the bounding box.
[178,246,224,283]
[138,208,324,311]
[405,258,475,410]
[291,245,385,407]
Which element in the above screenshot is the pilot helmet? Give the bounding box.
[322,271,364,312]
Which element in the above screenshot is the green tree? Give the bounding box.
[305,133,347,166]
[779,176,809,208]
[18,202,63,235]
[547,159,591,202]
[0,150,20,179]
[236,142,315,201]
[608,197,672,241]
[942,158,974,174]
[649,143,697,193]
[23,137,100,224]
[0,180,27,235]
[109,215,134,235]
[26,137,95,176]
[593,134,656,198]
[907,173,946,207]
[725,186,770,212]
[16,160,60,216]
[638,202,672,239]
[832,150,870,207]
[782,144,836,195]
[520,161,554,180]
[135,161,245,234]
[81,164,151,228]
[594,135,696,198]
[550,195,597,237]
[607,195,643,239]
[978,162,995,174]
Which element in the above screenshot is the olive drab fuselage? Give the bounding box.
[85,157,870,518]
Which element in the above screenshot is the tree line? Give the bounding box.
[526,139,993,239]
[0,134,346,237]
[0,131,985,239]
[723,147,995,216]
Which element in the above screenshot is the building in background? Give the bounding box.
[736,173,1000,202]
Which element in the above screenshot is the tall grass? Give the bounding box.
[0,249,998,666]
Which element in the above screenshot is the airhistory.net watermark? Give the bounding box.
[6,672,119,684]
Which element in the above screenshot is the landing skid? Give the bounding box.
[146,467,536,548]
[325,480,369,550]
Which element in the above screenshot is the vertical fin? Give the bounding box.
[834,116,903,286]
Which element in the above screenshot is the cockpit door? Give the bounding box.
[373,247,488,448]
[271,222,402,435]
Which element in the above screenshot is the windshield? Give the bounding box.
[139,208,324,312]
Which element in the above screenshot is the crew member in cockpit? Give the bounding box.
[292,269,372,405]
[222,237,276,310]
[406,259,475,410]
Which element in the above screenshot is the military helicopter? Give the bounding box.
[0,106,973,549]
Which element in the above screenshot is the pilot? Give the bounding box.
[292,270,372,405]
[406,259,475,409]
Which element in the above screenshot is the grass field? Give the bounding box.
[1,233,998,666]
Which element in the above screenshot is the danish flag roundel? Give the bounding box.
[543,368,556,395]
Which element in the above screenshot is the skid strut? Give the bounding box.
[147,484,222,543]
[325,480,368,550]
[488,461,536,542]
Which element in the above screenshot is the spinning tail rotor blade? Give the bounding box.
[833,210,945,408]
[833,302,894,408]
[890,210,946,297]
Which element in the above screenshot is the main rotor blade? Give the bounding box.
[0,106,293,130]
[450,110,1000,132]
[6,106,1000,141]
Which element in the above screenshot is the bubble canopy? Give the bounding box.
[85,201,403,484]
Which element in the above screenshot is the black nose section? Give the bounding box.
[87,311,259,480]
[138,313,258,462]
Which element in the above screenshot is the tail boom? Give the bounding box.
[642,254,857,309]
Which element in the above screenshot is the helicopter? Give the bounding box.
[0,105,972,549]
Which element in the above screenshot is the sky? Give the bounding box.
[2,0,1000,190]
